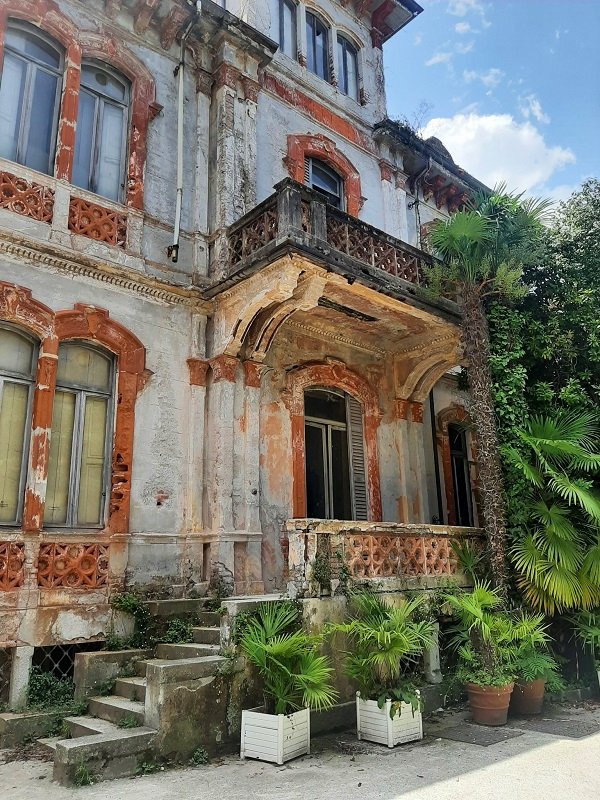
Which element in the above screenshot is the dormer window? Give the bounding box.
[304,157,343,210]
[306,12,330,82]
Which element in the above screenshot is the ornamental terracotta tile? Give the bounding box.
[0,542,25,590]
[37,543,109,589]
[68,197,127,247]
[0,170,54,223]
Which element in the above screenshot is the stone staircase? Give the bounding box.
[39,608,225,785]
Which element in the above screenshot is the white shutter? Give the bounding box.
[304,156,311,185]
[347,396,368,520]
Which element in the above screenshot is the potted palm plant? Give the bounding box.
[445,584,517,726]
[239,601,337,765]
[509,612,563,715]
[328,592,434,748]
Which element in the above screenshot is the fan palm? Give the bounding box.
[240,601,337,715]
[328,592,434,711]
[429,187,551,591]
[506,412,600,613]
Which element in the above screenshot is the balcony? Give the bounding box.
[285,519,485,596]
[210,179,454,315]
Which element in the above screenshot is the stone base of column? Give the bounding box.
[204,531,264,597]
[9,645,34,710]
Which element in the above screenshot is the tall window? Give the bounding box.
[306,12,329,81]
[304,389,367,520]
[304,157,343,209]
[448,424,474,527]
[72,63,129,202]
[0,23,63,175]
[45,343,114,528]
[0,327,36,525]
[337,36,359,100]
[271,0,297,59]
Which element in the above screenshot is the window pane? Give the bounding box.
[281,0,296,58]
[80,65,126,102]
[77,395,108,526]
[347,47,358,100]
[72,90,96,192]
[8,28,61,69]
[0,53,26,162]
[305,423,327,518]
[0,328,35,376]
[314,21,328,79]
[96,102,124,201]
[331,427,351,519]
[0,381,29,523]
[24,66,59,173]
[57,345,111,392]
[305,389,346,423]
[45,390,76,525]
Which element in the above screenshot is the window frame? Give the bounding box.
[45,342,115,530]
[305,10,330,82]
[73,60,130,203]
[304,156,344,210]
[0,324,37,526]
[273,0,298,60]
[337,34,359,101]
[448,422,475,527]
[0,21,64,175]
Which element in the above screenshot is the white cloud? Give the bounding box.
[519,94,550,125]
[456,41,474,54]
[447,0,483,16]
[421,113,575,194]
[463,67,504,89]
[414,33,423,46]
[455,21,472,34]
[425,51,453,67]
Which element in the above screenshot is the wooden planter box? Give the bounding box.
[356,693,423,748]
[240,707,310,765]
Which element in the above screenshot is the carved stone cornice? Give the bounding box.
[0,237,211,313]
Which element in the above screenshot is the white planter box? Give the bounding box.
[356,692,423,748]
[240,707,310,765]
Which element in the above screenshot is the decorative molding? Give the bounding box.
[0,542,25,590]
[68,197,127,247]
[36,543,109,588]
[210,354,239,383]
[187,358,209,387]
[286,320,386,356]
[243,360,264,388]
[0,238,211,311]
[0,170,54,223]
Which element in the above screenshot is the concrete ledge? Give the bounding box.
[74,649,153,701]
[145,655,227,686]
[0,710,61,748]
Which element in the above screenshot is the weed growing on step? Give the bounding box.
[159,617,193,644]
[74,762,95,786]
[110,593,152,648]
[117,714,141,729]
[190,747,209,766]
[136,758,165,776]
[94,677,116,697]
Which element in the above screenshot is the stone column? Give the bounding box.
[423,622,443,684]
[206,355,239,589]
[187,357,209,531]
[8,645,34,710]
[406,401,430,522]
[243,361,264,592]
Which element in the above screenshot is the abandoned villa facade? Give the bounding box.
[0,0,488,709]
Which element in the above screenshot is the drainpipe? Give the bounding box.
[429,391,444,524]
[168,1,202,263]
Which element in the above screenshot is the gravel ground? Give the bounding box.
[1,704,599,800]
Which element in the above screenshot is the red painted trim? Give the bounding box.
[285,362,382,521]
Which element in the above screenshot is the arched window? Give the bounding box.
[304,389,367,520]
[45,343,114,528]
[448,423,474,527]
[306,11,329,81]
[72,63,130,202]
[304,157,343,209]
[0,326,36,524]
[271,0,297,59]
[337,36,359,100]
[0,22,63,174]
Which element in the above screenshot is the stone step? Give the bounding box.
[65,715,120,738]
[135,659,153,677]
[88,696,145,726]
[138,655,227,683]
[191,626,221,645]
[37,736,60,753]
[52,726,156,786]
[197,611,221,627]
[155,642,220,660]
[114,676,147,702]
[144,598,215,617]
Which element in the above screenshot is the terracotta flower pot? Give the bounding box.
[465,682,514,726]
[510,678,546,716]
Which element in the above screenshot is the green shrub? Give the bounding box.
[27,667,74,710]
[190,747,209,765]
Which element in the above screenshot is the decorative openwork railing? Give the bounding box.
[224,179,431,285]
[285,520,485,596]
[0,540,110,592]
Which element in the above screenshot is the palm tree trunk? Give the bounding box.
[460,282,508,591]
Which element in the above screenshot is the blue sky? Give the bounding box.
[384,0,600,201]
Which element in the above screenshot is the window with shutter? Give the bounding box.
[347,395,368,521]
